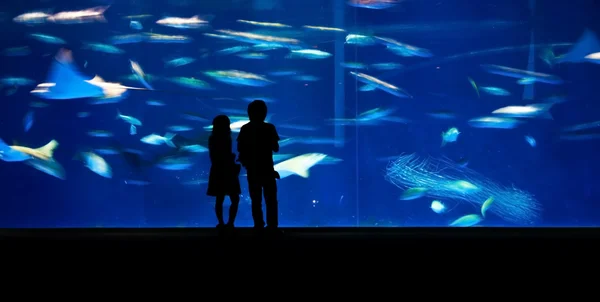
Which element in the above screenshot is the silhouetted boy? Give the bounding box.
[237,100,280,230]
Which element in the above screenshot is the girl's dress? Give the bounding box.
[206,135,242,197]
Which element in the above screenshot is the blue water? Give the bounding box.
[0,0,599,228]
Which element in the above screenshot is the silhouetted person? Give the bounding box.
[237,100,280,230]
[207,115,242,229]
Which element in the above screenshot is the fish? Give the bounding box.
[375,36,433,57]
[273,154,295,162]
[94,147,120,155]
[400,187,428,200]
[13,11,51,24]
[0,139,59,162]
[303,25,345,32]
[156,155,194,170]
[481,86,510,96]
[441,127,460,147]
[146,33,193,44]
[347,0,400,10]
[31,49,147,100]
[77,152,112,178]
[215,46,251,56]
[449,214,482,227]
[554,29,600,64]
[0,77,35,87]
[274,153,327,179]
[47,6,109,24]
[25,157,66,180]
[350,71,411,98]
[237,19,291,28]
[156,15,210,29]
[140,133,176,148]
[204,70,273,87]
[0,139,32,162]
[481,197,494,217]
[130,125,137,136]
[468,116,522,129]
[82,43,124,54]
[167,77,212,90]
[584,52,600,63]
[430,200,446,214]
[237,52,269,59]
[179,144,208,153]
[168,125,193,132]
[481,64,563,85]
[87,130,113,138]
[286,49,332,59]
[29,33,66,44]
[164,57,196,68]
[129,60,154,90]
[467,77,479,97]
[292,75,320,82]
[445,180,479,194]
[492,103,554,119]
[213,29,300,48]
[340,62,368,69]
[370,63,402,70]
[525,136,536,147]
[146,100,165,106]
[23,111,34,132]
[109,34,146,45]
[130,21,143,30]
[124,179,151,186]
[345,34,377,46]
[116,110,142,126]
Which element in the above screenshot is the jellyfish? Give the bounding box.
[384,154,541,224]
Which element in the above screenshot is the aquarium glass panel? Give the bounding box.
[0,0,599,227]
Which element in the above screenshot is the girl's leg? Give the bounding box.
[215,195,225,226]
[227,194,240,226]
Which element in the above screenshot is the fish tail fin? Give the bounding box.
[441,133,446,147]
[287,165,311,178]
[92,6,110,14]
[164,132,176,148]
[534,103,555,120]
[542,111,554,120]
[35,139,59,159]
[116,109,121,119]
[0,138,10,151]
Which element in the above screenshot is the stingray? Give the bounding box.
[555,29,600,64]
[31,49,217,100]
[30,48,147,100]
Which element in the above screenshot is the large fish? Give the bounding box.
[31,49,147,100]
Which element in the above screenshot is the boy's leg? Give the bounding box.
[264,176,278,228]
[247,175,265,228]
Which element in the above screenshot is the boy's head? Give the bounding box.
[248,100,267,122]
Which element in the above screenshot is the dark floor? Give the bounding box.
[2,227,599,252]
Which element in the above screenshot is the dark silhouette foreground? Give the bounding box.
[237,100,281,230]
[207,115,241,229]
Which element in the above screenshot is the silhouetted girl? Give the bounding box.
[207,115,241,228]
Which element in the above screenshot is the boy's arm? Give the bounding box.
[236,129,245,164]
[272,125,280,153]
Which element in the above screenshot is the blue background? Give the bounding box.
[0,0,599,227]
